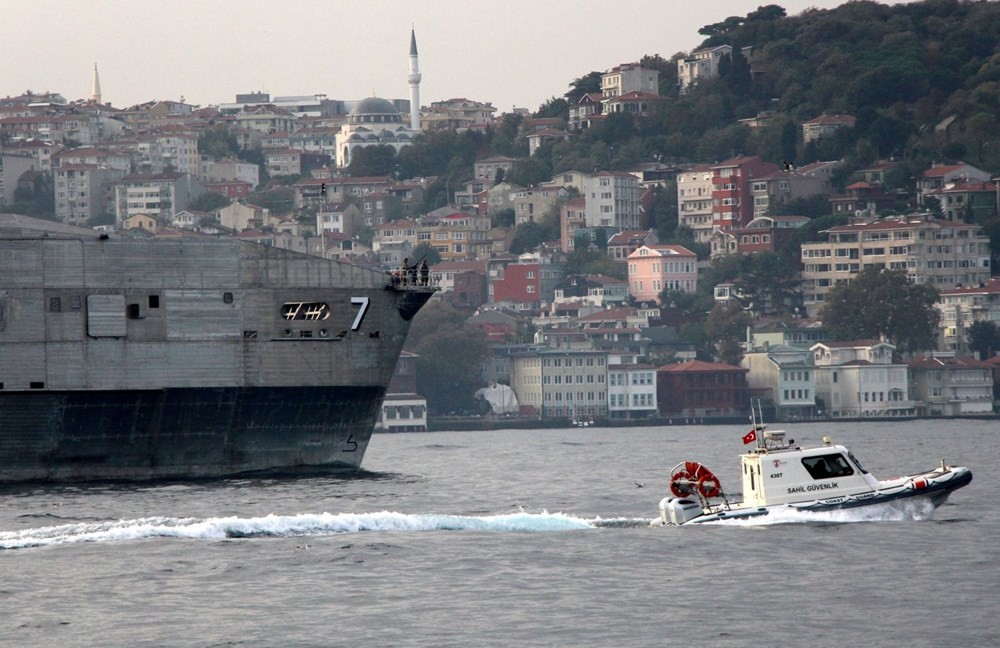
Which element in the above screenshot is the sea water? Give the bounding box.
[1,419,997,647]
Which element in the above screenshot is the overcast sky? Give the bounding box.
[2,1,871,112]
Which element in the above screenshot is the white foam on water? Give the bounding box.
[0,510,597,550]
[708,496,940,526]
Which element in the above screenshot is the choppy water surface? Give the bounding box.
[1,420,997,647]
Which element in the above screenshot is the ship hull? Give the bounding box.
[0,215,434,482]
[0,385,385,482]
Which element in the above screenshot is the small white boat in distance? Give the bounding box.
[657,414,972,526]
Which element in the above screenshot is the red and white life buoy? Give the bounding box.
[670,462,722,499]
[697,473,721,498]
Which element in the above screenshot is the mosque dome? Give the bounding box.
[349,97,403,125]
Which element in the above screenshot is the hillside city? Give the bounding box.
[3,13,1000,430]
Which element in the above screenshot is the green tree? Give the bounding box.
[535,97,568,120]
[733,252,802,316]
[705,302,753,364]
[198,125,240,159]
[189,192,231,212]
[410,242,442,266]
[819,268,940,354]
[967,321,1000,359]
[347,145,397,177]
[407,302,489,415]
[565,72,602,104]
[509,222,549,254]
[564,249,625,280]
[491,208,515,228]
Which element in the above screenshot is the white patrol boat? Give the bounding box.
[657,418,972,526]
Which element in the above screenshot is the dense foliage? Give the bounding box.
[406,302,490,414]
[819,268,940,353]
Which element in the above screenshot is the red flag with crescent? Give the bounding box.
[743,428,757,445]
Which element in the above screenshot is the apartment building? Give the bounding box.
[419,212,492,261]
[936,279,1000,353]
[677,45,736,93]
[810,340,914,417]
[601,63,659,99]
[510,349,609,419]
[908,353,994,416]
[741,344,817,421]
[608,363,658,419]
[584,171,641,230]
[712,156,781,231]
[800,215,991,316]
[112,172,205,225]
[627,244,698,303]
[801,114,856,145]
[54,164,124,225]
[676,164,715,242]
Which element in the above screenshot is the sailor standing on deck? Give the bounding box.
[401,257,409,286]
[419,259,429,286]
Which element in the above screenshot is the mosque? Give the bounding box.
[334,28,422,168]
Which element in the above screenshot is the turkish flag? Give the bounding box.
[742,429,757,445]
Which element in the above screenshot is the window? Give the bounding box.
[801,454,855,480]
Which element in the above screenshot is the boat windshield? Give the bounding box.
[802,453,855,480]
[848,451,868,474]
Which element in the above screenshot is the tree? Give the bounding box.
[705,302,753,364]
[347,145,397,177]
[968,321,1000,359]
[535,97,568,119]
[491,208,514,228]
[819,268,940,354]
[198,125,239,159]
[733,252,802,316]
[509,222,548,255]
[189,192,231,212]
[410,242,442,266]
[565,249,626,280]
[565,72,602,104]
[407,302,489,415]
[415,325,490,415]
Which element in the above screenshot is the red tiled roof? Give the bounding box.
[658,360,746,372]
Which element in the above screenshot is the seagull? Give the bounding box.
[634,482,645,488]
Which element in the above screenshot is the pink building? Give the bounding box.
[627,244,697,303]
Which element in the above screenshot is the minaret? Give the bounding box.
[91,63,102,105]
[407,27,421,132]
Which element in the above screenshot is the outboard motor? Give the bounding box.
[659,497,704,525]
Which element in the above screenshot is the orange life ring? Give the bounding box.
[669,469,692,497]
[697,473,721,498]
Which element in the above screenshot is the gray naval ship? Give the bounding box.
[0,214,434,481]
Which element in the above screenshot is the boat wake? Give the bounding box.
[708,496,940,526]
[0,511,618,550]
[1,498,948,549]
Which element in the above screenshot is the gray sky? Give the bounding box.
[2,1,864,112]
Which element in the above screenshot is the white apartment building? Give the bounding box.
[113,172,204,225]
[800,215,991,316]
[936,279,1000,353]
[676,164,714,242]
[584,171,641,230]
[811,341,914,417]
[601,63,659,98]
[202,158,260,188]
[607,363,657,419]
[741,344,817,421]
[141,132,200,175]
[677,45,739,93]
